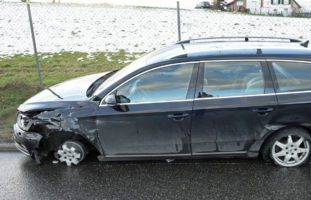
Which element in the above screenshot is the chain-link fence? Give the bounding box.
[1,1,311,56]
[1,1,179,55]
[179,8,311,40]
[0,2,33,55]
[1,0,311,88]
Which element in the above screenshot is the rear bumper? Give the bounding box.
[13,124,43,156]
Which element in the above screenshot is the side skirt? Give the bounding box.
[98,154,191,162]
[193,151,247,157]
[97,151,254,162]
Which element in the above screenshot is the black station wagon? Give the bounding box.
[14,37,311,167]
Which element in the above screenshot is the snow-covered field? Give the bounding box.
[1,2,311,55]
[4,0,205,9]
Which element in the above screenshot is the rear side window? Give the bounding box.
[201,62,264,98]
[272,62,311,92]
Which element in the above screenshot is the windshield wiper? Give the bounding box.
[46,87,63,100]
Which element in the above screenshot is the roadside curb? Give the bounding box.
[0,143,17,152]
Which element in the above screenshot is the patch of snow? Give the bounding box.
[106,56,113,62]
[86,54,94,59]
[123,59,132,64]
[41,54,54,59]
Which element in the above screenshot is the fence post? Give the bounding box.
[177,1,181,42]
[26,0,44,89]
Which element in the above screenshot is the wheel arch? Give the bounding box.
[258,125,311,157]
[70,133,101,154]
[39,131,102,156]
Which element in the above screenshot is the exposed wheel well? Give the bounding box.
[70,134,100,154]
[40,132,100,156]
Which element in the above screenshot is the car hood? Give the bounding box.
[19,72,109,112]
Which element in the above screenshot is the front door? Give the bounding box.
[191,61,278,155]
[96,63,198,157]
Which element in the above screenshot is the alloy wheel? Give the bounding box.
[272,135,310,167]
[57,141,85,166]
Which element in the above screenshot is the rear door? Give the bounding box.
[191,60,278,155]
[268,60,311,126]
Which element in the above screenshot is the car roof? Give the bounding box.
[94,38,311,97]
[146,38,311,65]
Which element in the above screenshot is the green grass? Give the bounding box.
[0,50,143,143]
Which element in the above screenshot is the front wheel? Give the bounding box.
[56,140,87,166]
[262,128,311,167]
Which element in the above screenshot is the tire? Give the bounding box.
[261,127,311,167]
[56,140,87,166]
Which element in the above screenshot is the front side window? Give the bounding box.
[272,62,311,92]
[200,62,264,98]
[115,63,194,103]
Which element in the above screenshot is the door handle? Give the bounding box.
[252,107,274,116]
[168,113,190,121]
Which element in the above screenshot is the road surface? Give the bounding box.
[0,152,311,200]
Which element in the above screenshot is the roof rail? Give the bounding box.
[176,37,303,44]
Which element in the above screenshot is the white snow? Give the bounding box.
[4,0,207,9]
[0,2,311,56]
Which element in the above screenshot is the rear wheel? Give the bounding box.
[262,128,311,167]
[56,140,87,166]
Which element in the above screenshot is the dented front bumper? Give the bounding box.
[13,124,43,157]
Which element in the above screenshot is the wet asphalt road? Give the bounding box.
[1,152,311,200]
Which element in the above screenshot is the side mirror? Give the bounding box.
[105,94,117,105]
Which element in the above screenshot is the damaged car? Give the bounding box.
[14,37,311,167]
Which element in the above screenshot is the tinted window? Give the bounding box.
[115,63,194,103]
[272,62,311,92]
[201,62,264,98]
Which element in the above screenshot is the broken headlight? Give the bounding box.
[17,113,33,131]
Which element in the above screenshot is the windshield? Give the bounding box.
[92,45,184,96]
[93,53,149,96]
